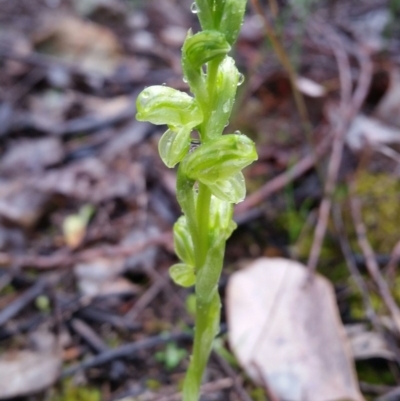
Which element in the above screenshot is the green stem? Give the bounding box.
[183,291,221,401]
[195,182,212,269]
[183,55,223,401]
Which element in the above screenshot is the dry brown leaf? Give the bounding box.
[0,334,61,398]
[374,68,400,128]
[346,115,400,150]
[346,324,395,361]
[34,15,122,76]
[227,257,364,401]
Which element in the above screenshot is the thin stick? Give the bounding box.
[332,204,378,324]
[62,332,192,377]
[250,0,312,141]
[350,193,400,334]
[0,232,172,269]
[333,204,400,364]
[307,22,373,274]
[213,352,254,401]
[124,273,169,321]
[235,136,331,216]
[155,378,234,401]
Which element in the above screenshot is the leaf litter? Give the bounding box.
[0,0,399,399]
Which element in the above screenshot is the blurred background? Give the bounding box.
[0,0,400,400]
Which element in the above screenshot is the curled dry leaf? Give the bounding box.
[227,257,364,401]
[346,324,395,361]
[346,115,400,151]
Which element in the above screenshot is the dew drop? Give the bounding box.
[234,130,241,135]
[237,73,245,86]
[142,90,149,98]
[190,2,198,13]
[161,82,166,86]
[183,76,188,83]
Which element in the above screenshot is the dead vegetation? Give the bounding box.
[0,0,400,400]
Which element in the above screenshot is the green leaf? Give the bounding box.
[174,216,195,266]
[136,86,203,128]
[182,133,257,183]
[169,263,196,287]
[159,127,191,168]
[219,0,247,45]
[193,0,215,31]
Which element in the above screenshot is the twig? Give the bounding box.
[332,204,400,364]
[386,239,400,282]
[71,318,127,381]
[71,318,108,353]
[332,204,378,324]
[250,0,312,140]
[62,332,192,377]
[0,231,172,269]
[154,378,234,401]
[235,136,331,216]
[76,306,141,332]
[350,194,400,334]
[0,278,48,326]
[124,273,169,321]
[307,22,373,274]
[213,352,254,401]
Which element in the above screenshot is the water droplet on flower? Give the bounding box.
[237,73,245,86]
[142,90,149,98]
[161,82,166,86]
[234,130,241,135]
[190,2,198,13]
[183,76,188,83]
[222,101,230,113]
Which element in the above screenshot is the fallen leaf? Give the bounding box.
[0,333,61,398]
[0,185,50,228]
[346,115,400,151]
[34,15,122,76]
[227,257,364,401]
[346,324,395,361]
[74,257,140,297]
[296,76,326,98]
[0,138,64,176]
[374,67,400,128]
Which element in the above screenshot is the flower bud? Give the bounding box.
[207,172,246,203]
[182,30,230,72]
[169,263,196,287]
[208,195,236,238]
[193,0,246,46]
[159,127,191,168]
[174,216,195,266]
[182,133,257,183]
[136,86,203,128]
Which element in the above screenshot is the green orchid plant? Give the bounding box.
[136,1,256,400]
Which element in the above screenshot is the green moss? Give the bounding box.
[51,380,101,401]
[249,387,268,401]
[356,359,396,386]
[353,172,400,254]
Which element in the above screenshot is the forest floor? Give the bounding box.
[0,0,400,400]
